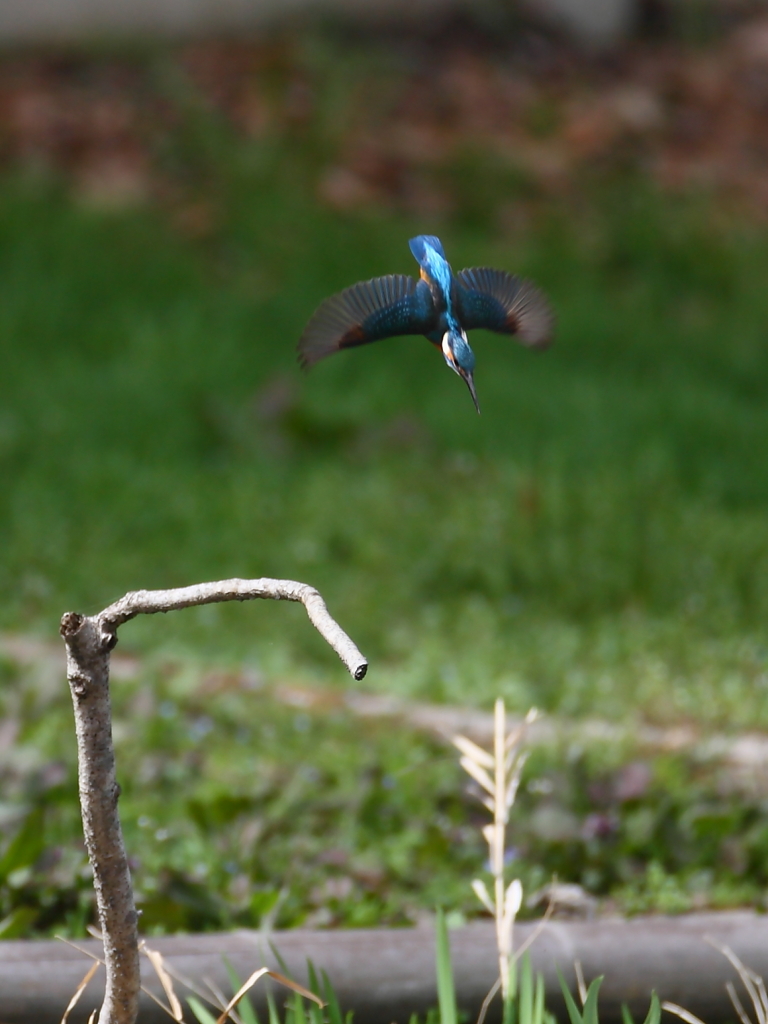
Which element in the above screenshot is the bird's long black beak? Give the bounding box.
[463,371,481,414]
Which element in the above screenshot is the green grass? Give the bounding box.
[2,33,768,934]
[6,639,768,935]
[3,171,768,723]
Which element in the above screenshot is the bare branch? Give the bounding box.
[60,578,368,1024]
[100,578,367,680]
[60,612,138,1024]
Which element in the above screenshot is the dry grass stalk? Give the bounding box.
[454,699,537,1000]
[214,967,323,1024]
[660,1002,707,1024]
[143,944,322,1024]
[710,941,768,1024]
[663,941,768,1024]
[62,934,325,1024]
[142,945,184,1021]
[145,956,234,1021]
[139,944,325,1024]
[573,961,587,1006]
[60,960,100,1024]
[59,937,190,1019]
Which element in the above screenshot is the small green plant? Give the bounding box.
[502,955,550,1024]
[556,968,660,1024]
[557,971,605,1024]
[433,909,552,1024]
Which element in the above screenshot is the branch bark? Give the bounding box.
[59,578,367,1024]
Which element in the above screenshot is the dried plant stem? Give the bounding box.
[705,938,768,1024]
[60,578,367,1024]
[661,1001,708,1024]
[493,700,510,996]
[454,699,535,1005]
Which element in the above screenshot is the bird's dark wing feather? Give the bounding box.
[298,275,436,368]
[455,268,554,349]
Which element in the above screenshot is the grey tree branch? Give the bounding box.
[101,578,368,681]
[60,578,368,1024]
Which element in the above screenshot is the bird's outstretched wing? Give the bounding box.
[298,275,436,368]
[456,268,554,349]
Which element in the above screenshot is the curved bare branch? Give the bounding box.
[60,577,368,1024]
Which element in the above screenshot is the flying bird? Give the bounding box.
[297,235,554,413]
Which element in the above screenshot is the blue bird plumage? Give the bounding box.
[297,235,554,413]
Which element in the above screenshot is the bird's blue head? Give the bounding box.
[442,328,480,414]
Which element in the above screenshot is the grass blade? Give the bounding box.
[292,991,306,1024]
[642,994,661,1024]
[557,969,584,1024]
[533,973,545,1024]
[223,958,259,1024]
[269,944,292,979]
[581,978,604,1024]
[322,970,344,1024]
[306,961,323,1024]
[519,954,533,1024]
[435,909,458,1024]
[266,990,281,1024]
[501,959,517,1024]
[188,996,219,1024]
[306,961,320,997]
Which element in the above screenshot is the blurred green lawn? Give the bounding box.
[4,170,768,724]
[2,33,768,934]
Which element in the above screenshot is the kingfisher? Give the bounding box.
[297,235,554,413]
